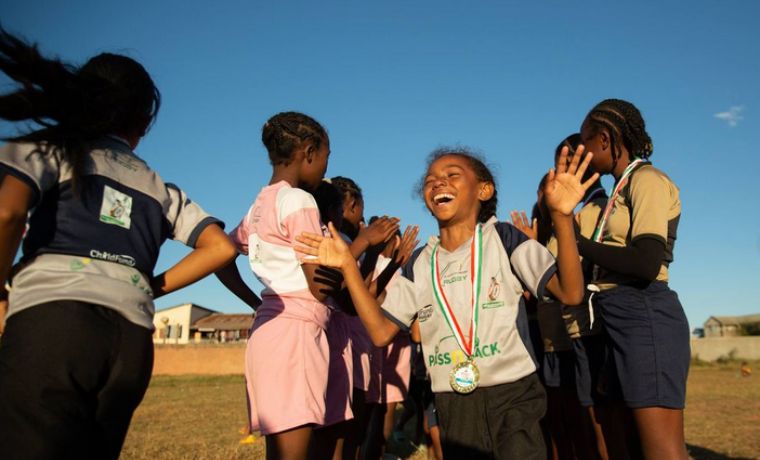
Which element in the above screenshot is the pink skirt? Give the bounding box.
[382,334,412,403]
[348,316,385,403]
[245,296,330,435]
[348,316,373,392]
[322,310,354,426]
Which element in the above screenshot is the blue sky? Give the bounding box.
[2,1,758,329]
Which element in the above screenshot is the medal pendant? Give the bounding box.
[449,359,480,394]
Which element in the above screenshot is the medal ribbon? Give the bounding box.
[591,159,646,242]
[430,224,483,358]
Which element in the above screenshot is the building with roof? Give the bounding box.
[192,313,253,343]
[703,314,760,338]
[152,303,253,344]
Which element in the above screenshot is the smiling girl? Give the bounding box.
[295,146,597,459]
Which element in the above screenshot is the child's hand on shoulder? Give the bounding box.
[544,145,599,217]
[296,222,355,270]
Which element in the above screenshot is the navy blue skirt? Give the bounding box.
[595,282,690,409]
[571,335,607,407]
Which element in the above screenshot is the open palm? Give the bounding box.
[544,145,599,216]
[295,222,354,270]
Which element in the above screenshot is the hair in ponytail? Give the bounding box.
[0,27,161,191]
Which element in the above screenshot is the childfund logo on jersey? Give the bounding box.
[428,342,501,367]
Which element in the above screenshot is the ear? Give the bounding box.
[599,130,611,152]
[478,182,495,202]
[303,141,316,163]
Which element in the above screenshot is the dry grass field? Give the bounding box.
[121,362,760,459]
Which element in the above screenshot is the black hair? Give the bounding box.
[261,111,327,166]
[530,202,552,246]
[0,27,161,192]
[330,176,363,203]
[584,99,653,161]
[312,180,343,224]
[417,147,497,223]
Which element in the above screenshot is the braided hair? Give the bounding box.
[261,111,327,165]
[0,27,161,192]
[330,176,363,203]
[418,147,497,224]
[584,99,653,161]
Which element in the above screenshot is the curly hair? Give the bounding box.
[417,147,497,223]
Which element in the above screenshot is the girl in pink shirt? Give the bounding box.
[219,112,332,459]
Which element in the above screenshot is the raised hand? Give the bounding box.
[392,225,420,266]
[295,222,354,270]
[509,210,538,240]
[544,145,599,217]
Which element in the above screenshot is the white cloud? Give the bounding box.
[714,106,744,127]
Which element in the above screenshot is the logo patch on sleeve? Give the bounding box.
[100,185,133,229]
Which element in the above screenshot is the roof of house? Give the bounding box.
[155,303,218,314]
[705,314,760,326]
[192,313,253,331]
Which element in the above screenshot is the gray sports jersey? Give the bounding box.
[0,138,221,329]
[382,217,556,393]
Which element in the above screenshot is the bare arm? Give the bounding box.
[544,213,584,305]
[542,146,599,305]
[0,175,33,295]
[151,224,237,298]
[215,259,262,310]
[297,222,400,346]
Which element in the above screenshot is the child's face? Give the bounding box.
[342,196,364,230]
[423,155,490,226]
[580,120,612,174]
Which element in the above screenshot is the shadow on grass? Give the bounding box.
[687,444,754,460]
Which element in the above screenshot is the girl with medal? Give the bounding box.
[296,146,597,459]
[576,99,689,460]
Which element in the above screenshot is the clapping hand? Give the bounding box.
[296,222,355,270]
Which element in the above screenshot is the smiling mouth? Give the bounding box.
[433,193,455,205]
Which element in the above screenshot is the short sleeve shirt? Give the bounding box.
[228,181,323,299]
[0,138,222,329]
[596,164,681,287]
[545,193,607,339]
[381,217,556,393]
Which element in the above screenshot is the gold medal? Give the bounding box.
[432,225,484,394]
[449,359,480,394]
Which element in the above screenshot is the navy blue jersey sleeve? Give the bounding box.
[495,222,556,299]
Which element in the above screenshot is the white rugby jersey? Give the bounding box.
[381,217,556,393]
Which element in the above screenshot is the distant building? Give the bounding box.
[703,314,760,338]
[192,313,253,343]
[152,303,253,344]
